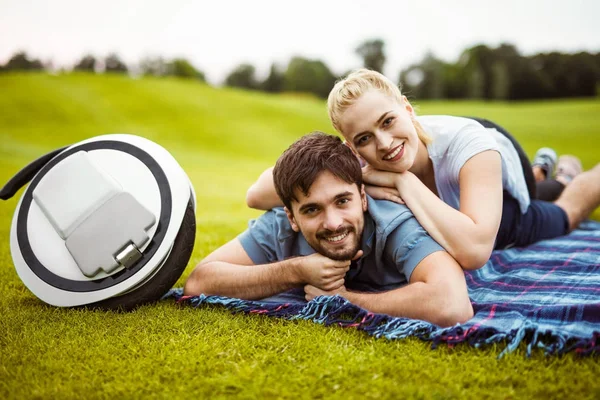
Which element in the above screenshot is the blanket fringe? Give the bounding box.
[433,320,599,357]
[164,289,598,357]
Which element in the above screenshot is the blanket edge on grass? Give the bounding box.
[163,288,599,357]
[164,220,600,357]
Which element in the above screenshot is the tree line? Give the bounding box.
[2,39,598,101]
[0,52,206,81]
[400,44,600,100]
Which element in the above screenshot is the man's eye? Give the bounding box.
[304,207,317,215]
[338,198,350,206]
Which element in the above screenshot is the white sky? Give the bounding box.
[1,0,599,84]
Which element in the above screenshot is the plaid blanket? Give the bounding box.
[165,220,600,356]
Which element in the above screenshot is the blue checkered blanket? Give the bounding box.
[165,220,600,356]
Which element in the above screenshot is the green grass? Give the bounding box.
[1,73,599,399]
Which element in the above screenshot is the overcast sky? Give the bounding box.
[1,0,599,84]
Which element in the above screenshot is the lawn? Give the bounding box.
[1,73,599,399]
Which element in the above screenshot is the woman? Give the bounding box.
[247,69,598,270]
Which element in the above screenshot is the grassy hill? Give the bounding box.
[1,73,599,399]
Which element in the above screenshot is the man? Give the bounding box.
[184,133,473,327]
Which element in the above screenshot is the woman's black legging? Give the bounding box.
[465,117,565,202]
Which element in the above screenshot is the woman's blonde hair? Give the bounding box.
[327,68,431,144]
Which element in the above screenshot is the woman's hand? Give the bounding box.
[364,185,405,204]
[361,165,414,203]
[361,165,402,188]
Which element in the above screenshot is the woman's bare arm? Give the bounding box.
[246,167,284,210]
[364,151,503,270]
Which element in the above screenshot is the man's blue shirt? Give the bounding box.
[238,197,444,292]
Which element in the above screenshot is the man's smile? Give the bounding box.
[318,227,354,245]
[324,231,350,243]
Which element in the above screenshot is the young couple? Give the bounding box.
[185,69,600,327]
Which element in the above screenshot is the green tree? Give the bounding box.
[170,58,206,81]
[441,63,466,99]
[74,54,96,72]
[224,63,257,89]
[399,52,446,99]
[458,45,494,99]
[595,52,600,85]
[284,57,336,98]
[530,52,569,98]
[261,63,284,93]
[355,39,386,73]
[564,52,598,97]
[490,62,510,100]
[467,66,485,99]
[508,55,552,100]
[489,44,520,100]
[3,51,44,71]
[104,53,128,73]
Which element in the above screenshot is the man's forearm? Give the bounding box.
[342,283,473,327]
[184,259,302,300]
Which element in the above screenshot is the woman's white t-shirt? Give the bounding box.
[417,115,530,214]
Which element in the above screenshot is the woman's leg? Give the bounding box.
[535,154,582,201]
[495,191,570,249]
[535,180,565,201]
[496,163,598,248]
[532,147,557,182]
[465,116,537,200]
[467,117,575,202]
[554,163,600,231]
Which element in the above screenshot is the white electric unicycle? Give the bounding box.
[0,134,196,310]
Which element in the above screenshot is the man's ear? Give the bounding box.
[284,207,300,232]
[360,184,368,212]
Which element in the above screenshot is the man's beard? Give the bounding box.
[313,226,362,261]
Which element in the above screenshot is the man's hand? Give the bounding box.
[296,250,363,291]
[304,284,347,301]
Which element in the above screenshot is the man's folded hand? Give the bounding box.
[304,284,347,301]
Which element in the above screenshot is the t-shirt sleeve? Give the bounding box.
[237,210,284,265]
[384,216,445,282]
[447,122,500,179]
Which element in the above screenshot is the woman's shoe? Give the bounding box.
[556,155,583,184]
[532,147,558,180]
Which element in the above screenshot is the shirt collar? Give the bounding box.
[359,211,375,258]
[296,235,315,256]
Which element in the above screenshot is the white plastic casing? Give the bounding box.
[9,134,193,307]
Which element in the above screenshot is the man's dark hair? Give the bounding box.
[273,132,363,211]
